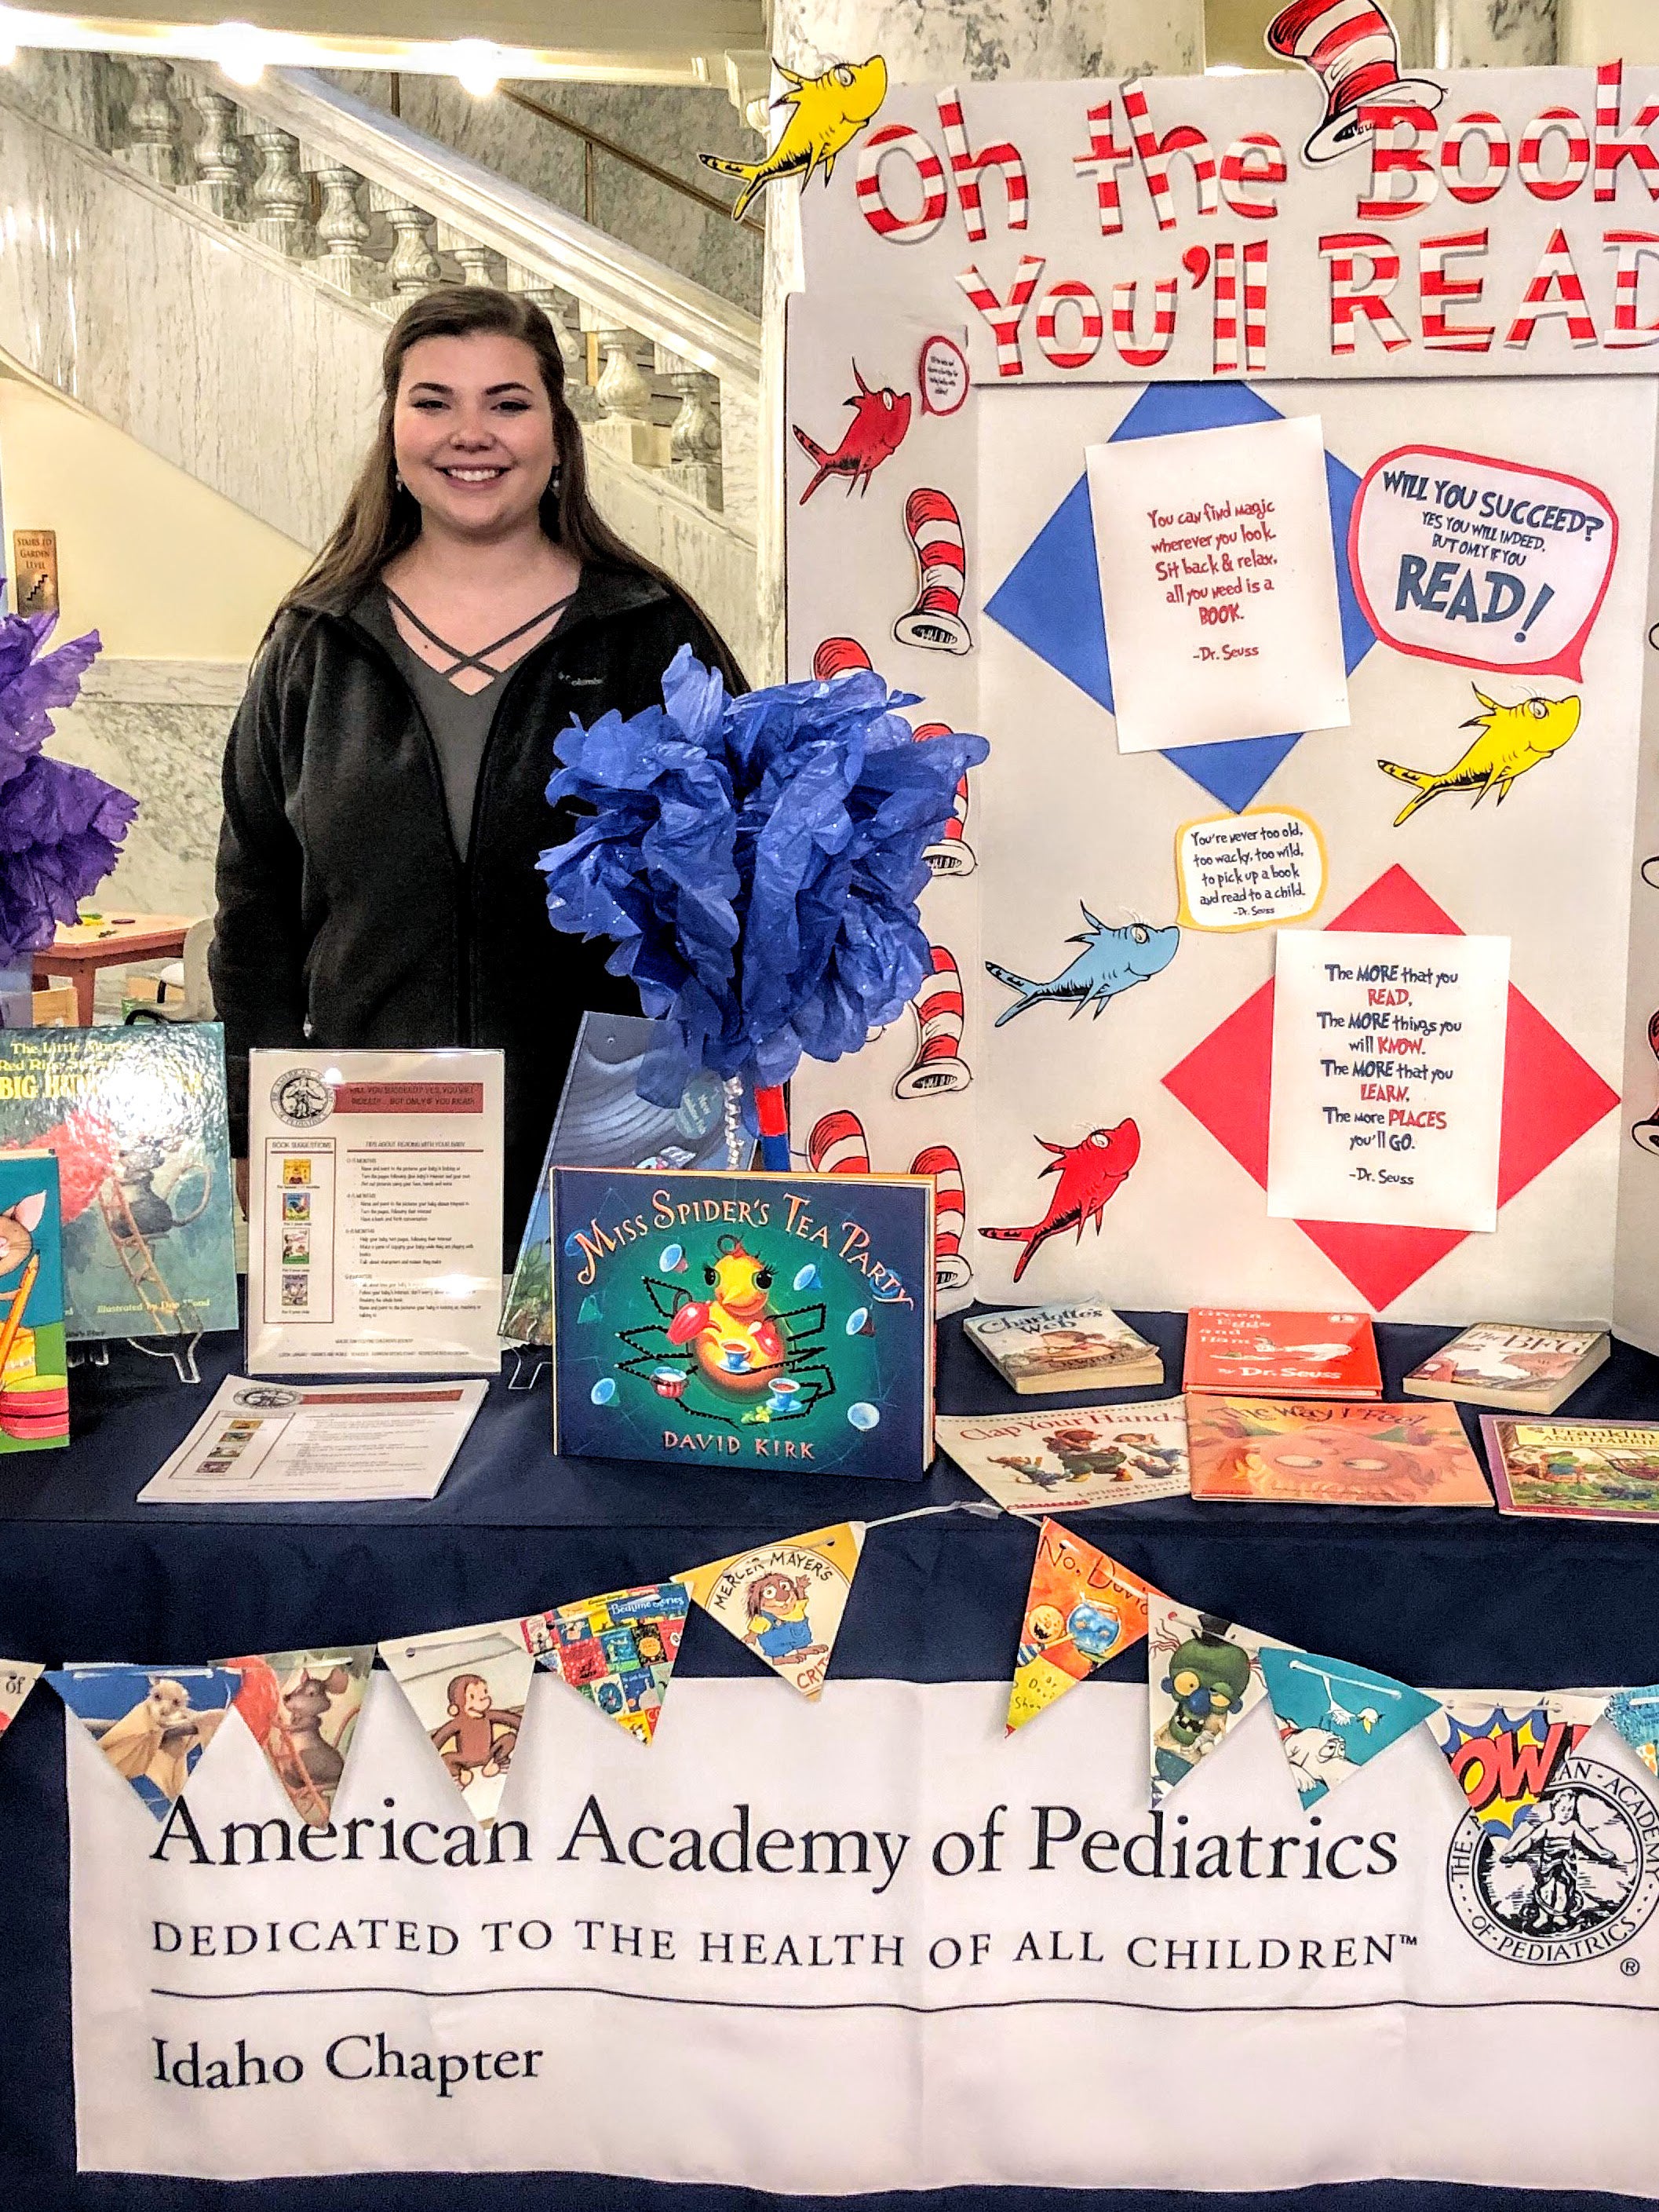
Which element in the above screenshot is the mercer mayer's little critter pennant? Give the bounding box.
[527,1582,689,1746]
[220,1647,374,1827]
[1006,1520,1150,1735]
[677,1523,864,1699]
[1259,1645,1441,1807]
[1147,1597,1289,1810]
[49,1662,241,1821]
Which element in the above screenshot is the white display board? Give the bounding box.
[784,61,1659,1342]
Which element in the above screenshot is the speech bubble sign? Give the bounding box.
[1174,805,1327,933]
[918,333,969,417]
[1350,445,1617,684]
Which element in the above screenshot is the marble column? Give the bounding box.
[754,0,1207,683]
[1435,0,1557,68]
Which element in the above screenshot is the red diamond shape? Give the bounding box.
[1162,865,1618,1309]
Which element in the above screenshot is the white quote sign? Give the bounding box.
[65,1676,1659,2192]
[1176,807,1326,932]
[1267,931,1510,1232]
[1086,415,1350,753]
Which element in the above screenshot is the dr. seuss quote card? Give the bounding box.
[551,1167,935,1477]
[1267,931,1509,1232]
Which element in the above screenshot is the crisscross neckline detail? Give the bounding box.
[383,582,576,687]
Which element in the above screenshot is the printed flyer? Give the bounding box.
[246,1049,505,1375]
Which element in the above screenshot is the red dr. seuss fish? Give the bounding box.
[792,365,911,502]
[979,1120,1140,1282]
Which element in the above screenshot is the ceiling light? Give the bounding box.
[452,38,500,97]
[214,20,266,86]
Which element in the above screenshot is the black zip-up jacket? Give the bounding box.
[210,564,743,1248]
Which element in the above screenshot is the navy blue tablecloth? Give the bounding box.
[3,1309,1657,2211]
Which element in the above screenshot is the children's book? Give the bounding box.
[0,1153,68,1451]
[1183,1308,1381,1399]
[551,1165,935,1479]
[501,1012,753,1345]
[964,1298,1162,1394]
[1187,1396,1492,1507]
[1481,1415,1659,1523]
[935,1397,1188,1512]
[0,1025,237,1341]
[1405,1324,1609,1414]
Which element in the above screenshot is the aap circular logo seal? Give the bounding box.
[1446,1753,1659,1966]
[271,1068,333,1130]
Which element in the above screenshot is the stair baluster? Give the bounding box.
[370,186,442,302]
[312,165,384,299]
[117,59,188,189]
[181,86,245,221]
[590,330,670,472]
[249,129,313,257]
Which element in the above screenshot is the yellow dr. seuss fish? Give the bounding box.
[1376,686,1582,826]
[698,56,888,223]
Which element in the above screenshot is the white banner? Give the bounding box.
[71,1676,1659,2191]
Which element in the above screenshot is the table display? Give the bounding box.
[31,914,195,1027]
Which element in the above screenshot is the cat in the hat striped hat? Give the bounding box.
[1266,0,1442,165]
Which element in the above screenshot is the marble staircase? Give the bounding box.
[0,48,763,675]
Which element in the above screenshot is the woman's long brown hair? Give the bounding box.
[277,284,716,637]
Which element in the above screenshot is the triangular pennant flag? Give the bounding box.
[534,1582,688,1745]
[0,1659,42,1740]
[377,1619,538,1826]
[1148,1596,1285,1809]
[220,1647,374,1826]
[50,1662,242,1820]
[1007,1519,1149,1733]
[677,1522,863,1699]
[1604,1685,1659,1776]
[1427,1692,1600,1838]
[1259,1645,1441,1806]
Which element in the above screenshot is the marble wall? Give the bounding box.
[49,659,243,925]
[329,73,764,316]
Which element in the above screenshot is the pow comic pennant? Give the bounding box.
[1428,1692,1600,1839]
[531,1582,689,1745]
[1148,1596,1284,1809]
[377,1620,538,1827]
[1259,1646,1440,1807]
[220,1647,374,1827]
[50,1662,241,1821]
[678,1523,863,1699]
[0,1658,42,1742]
[1006,1520,1149,1734]
[1604,1685,1659,1776]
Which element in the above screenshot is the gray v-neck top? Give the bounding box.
[358,586,504,862]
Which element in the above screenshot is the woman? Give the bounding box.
[212,286,744,1245]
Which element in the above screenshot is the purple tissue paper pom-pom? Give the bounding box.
[0,597,135,963]
[538,646,989,1113]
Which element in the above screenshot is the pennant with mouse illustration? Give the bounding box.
[219,1646,374,1827]
[678,1523,864,1699]
[1006,1520,1150,1734]
[1259,1644,1440,1806]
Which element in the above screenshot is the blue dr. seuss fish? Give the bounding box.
[986,911,1180,1028]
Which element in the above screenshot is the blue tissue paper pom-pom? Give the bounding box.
[538,648,989,1112]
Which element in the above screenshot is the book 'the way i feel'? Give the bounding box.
[551,1167,935,1479]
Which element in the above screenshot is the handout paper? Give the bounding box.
[137,1374,487,1504]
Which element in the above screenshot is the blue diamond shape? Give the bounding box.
[985,382,1377,812]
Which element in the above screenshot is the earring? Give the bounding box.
[394,473,407,494]
[549,466,563,497]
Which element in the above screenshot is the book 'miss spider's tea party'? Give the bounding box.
[550,1166,935,1478]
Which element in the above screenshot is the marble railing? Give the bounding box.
[1,48,758,537]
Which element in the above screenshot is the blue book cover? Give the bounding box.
[552,1166,935,1479]
[501,1012,754,1345]
[0,1152,68,1451]
[0,1024,238,1341]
